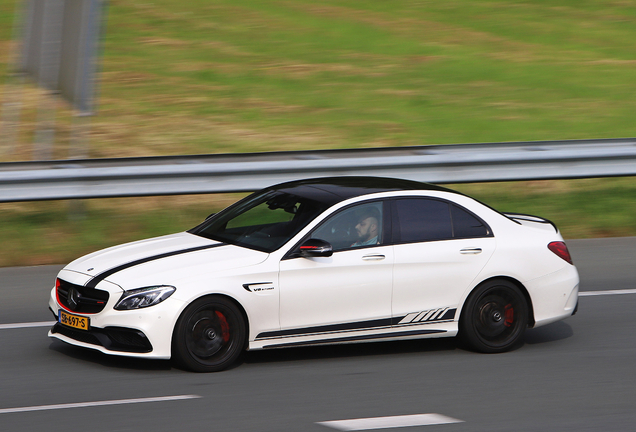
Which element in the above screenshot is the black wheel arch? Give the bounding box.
[461,276,535,328]
[171,293,250,356]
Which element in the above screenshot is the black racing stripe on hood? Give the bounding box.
[85,243,227,288]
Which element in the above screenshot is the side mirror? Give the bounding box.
[299,238,333,258]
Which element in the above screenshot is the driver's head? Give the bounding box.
[355,208,380,242]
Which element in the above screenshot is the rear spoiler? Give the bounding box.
[503,213,558,233]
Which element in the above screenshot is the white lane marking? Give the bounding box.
[0,321,55,330]
[317,414,464,431]
[579,289,636,297]
[0,395,201,415]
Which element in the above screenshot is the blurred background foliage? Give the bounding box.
[0,0,635,266]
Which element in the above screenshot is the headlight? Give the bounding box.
[114,286,176,310]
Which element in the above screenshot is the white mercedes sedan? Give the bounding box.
[49,177,579,372]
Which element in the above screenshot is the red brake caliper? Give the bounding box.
[504,304,514,327]
[215,311,230,343]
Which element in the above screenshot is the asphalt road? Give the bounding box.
[0,237,634,431]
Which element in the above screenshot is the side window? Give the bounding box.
[393,198,452,243]
[310,202,384,251]
[225,200,294,229]
[451,205,490,238]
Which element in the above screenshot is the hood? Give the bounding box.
[64,232,269,289]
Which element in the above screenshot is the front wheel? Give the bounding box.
[459,280,528,353]
[172,296,247,372]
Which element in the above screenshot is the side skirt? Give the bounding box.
[261,328,447,349]
[249,321,458,350]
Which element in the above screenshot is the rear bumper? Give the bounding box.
[526,264,579,328]
[572,299,579,316]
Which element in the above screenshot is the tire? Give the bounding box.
[172,296,247,372]
[459,280,528,353]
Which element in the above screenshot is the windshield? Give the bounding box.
[190,190,329,252]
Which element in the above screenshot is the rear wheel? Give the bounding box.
[172,296,246,372]
[460,280,528,353]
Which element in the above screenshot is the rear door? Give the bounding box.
[391,198,495,324]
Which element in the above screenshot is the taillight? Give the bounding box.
[548,241,573,265]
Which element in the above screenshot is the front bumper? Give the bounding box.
[49,320,153,353]
[49,286,183,359]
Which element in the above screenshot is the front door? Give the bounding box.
[279,201,393,336]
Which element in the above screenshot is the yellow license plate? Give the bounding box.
[58,310,90,331]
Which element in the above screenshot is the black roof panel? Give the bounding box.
[271,176,457,205]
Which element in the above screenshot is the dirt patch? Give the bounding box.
[0,40,13,61]
[172,61,246,74]
[77,110,344,159]
[102,71,158,85]
[203,41,255,57]
[258,61,390,78]
[587,59,636,66]
[217,97,307,114]
[376,89,422,96]
[138,37,191,47]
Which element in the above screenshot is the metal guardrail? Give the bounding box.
[0,138,635,202]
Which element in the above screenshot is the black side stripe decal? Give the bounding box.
[256,317,396,340]
[256,311,456,340]
[396,308,457,325]
[263,329,446,349]
[85,243,227,288]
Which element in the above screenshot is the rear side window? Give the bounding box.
[451,204,490,238]
[393,199,452,243]
[393,198,492,244]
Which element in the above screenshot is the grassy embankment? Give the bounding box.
[0,0,635,266]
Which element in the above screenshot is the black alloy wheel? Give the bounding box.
[172,296,247,372]
[460,280,528,353]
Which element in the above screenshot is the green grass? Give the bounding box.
[4,0,636,157]
[0,0,636,266]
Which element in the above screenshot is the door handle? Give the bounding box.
[362,254,386,261]
[460,248,482,255]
